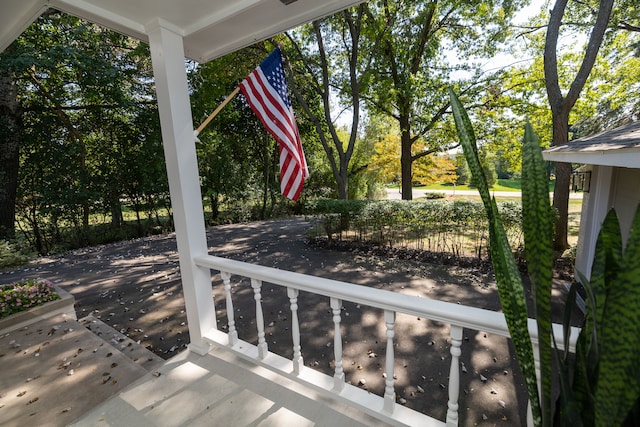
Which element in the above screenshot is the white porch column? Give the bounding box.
[575,165,613,281]
[147,21,215,355]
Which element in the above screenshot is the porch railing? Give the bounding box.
[194,254,579,427]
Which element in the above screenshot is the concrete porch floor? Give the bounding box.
[0,314,163,426]
[72,344,391,427]
[0,314,392,427]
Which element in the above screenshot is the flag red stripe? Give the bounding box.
[243,75,304,198]
[239,48,307,200]
[241,71,301,163]
[280,152,299,198]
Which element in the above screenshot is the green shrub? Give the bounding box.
[303,199,370,215]
[0,240,33,269]
[422,192,446,199]
[304,198,522,258]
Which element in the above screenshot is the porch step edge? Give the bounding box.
[79,315,164,372]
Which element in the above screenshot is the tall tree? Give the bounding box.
[0,53,21,240]
[3,11,164,252]
[544,0,614,250]
[286,5,368,199]
[492,0,639,171]
[572,29,640,133]
[364,0,525,200]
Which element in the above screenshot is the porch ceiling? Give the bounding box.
[1,0,364,62]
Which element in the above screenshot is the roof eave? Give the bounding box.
[1,0,366,63]
[0,1,48,53]
[542,149,640,168]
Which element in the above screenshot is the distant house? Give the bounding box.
[543,121,640,281]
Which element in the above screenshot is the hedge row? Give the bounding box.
[304,199,523,259]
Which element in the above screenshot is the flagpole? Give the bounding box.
[194,86,240,137]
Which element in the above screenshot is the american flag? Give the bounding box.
[240,48,309,201]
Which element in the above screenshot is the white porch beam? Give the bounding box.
[147,22,215,355]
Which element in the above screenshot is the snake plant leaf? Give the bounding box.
[561,283,579,363]
[521,121,554,425]
[595,205,640,426]
[572,209,622,417]
[590,209,623,328]
[447,89,492,209]
[552,284,582,427]
[572,271,599,426]
[553,352,583,427]
[449,88,541,426]
[622,397,640,426]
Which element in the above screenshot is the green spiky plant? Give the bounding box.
[449,88,640,427]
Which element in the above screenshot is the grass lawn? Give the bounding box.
[415,179,556,193]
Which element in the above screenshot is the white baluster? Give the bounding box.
[220,271,238,347]
[251,278,268,359]
[383,310,396,413]
[330,298,345,392]
[288,287,303,374]
[446,325,463,426]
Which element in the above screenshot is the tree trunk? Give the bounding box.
[210,194,219,221]
[399,105,413,200]
[132,198,142,234]
[551,109,571,251]
[552,162,572,250]
[337,160,349,200]
[543,0,614,251]
[260,136,270,220]
[400,132,413,200]
[0,69,21,240]
[110,196,123,228]
[29,205,44,254]
[80,149,90,228]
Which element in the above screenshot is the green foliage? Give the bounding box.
[362,0,528,197]
[304,199,370,215]
[7,11,167,254]
[449,88,542,426]
[304,198,523,257]
[303,199,369,237]
[454,153,471,185]
[191,46,276,220]
[521,122,554,425]
[0,240,33,269]
[469,150,498,188]
[0,279,59,318]
[450,89,640,427]
[563,208,640,427]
